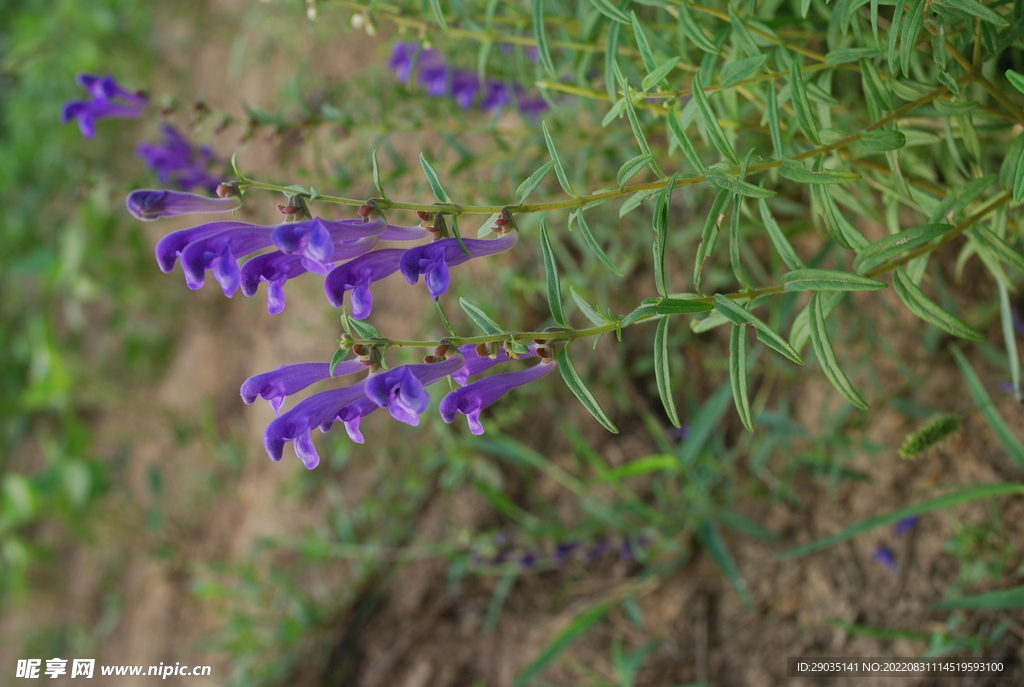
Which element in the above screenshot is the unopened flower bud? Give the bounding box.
[278,204,301,215]
[434,343,452,358]
[352,344,368,357]
[216,183,240,198]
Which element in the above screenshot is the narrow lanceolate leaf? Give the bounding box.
[887,0,909,74]
[588,0,630,23]
[858,129,906,152]
[573,210,623,276]
[510,599,613,687]
[728,4,760,57]
[697,521,753,608]
[892,269,984,341]
[419,153,451,203]
[630,11,657,73]
[532,0,557,79]
[703,169,775,198]
[720,54,767,87]
[691,74,739,165]
[782,268,887,292]
[655,318,682,428]
[350,317,384,340]
[729,324,754,430]
[808,294,869,409]
[787,54,819,145]
[570,287,609,327]
[621,298,714,327]
[971,225,1024,274]
[694,188,732,291]
[950,346,1024,471]
[642,56,680,91]
[758,199,804,270]
[933,585,1024,610]
[329,348,350,377]
[616,153,653,189]
[1014,143,1024,203]
[604,21,621,102]
[899,0,926,76]
[542,121,576,197]
[617,70,664,179]
[790,291,843,353]
[729,195,747,288]
[539,219,566,326]
[371,149,386,199]
[933,0,1009,27]
[713,295,804,364]
[678,0,719,53]
[427,0,449,32]
[556,347,619,434]
[516,160,555,204]
[1007,70,1024,96]
[928,174,996,224]
[766,82,783,160]
[666,103,706,173]
[652,175,677,297]
[853,224,953,274]
[999,281,1022,404]
[460,298,506,335]
[779,483,1024,559]
[780,159,860,184]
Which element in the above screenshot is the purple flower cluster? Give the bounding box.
[137,125,222,193]
[62,74,148,139]
[388,43,547,116]
[241,345,555,468]
[471,533,651,571]
[126,189,518,315]
[871,516,921,572]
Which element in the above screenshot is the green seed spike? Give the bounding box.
[898,414,961,459]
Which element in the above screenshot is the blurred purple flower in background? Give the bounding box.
[872,543,898,572]
[894,516,920,538]
[62,74,148,138]
[137,125,222,193]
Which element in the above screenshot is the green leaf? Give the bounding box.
[933,0,1009,27]
[824,47,883,66]
[539,219,566,326]
[350,318,384,340]
[616,153,653,189]
[899,0,926,76]
[729,324,754,430]
[780,159,860,184]
[427,0,449,32]
[652,176,677,296]
[601,98,628,127]
[766,81,783,159]
[229,152,248,181]
[329,348,350,377]
[950,346,1024,470]
[782,268,887,292]
[556,347,619,434]
[666,103,706,173]
[853,223,954,274]
[928,174,996,224]
[569,287,608,327]
[516,160,555,204]
[713,295,804,364]
[808,294,869,409]
[511,600,613,687]
[728,4,760,58]
[532,0,557,79]
[933,98,979,116]
[434,298,458,337]
[542,120,576,197]
[1007,70,1024,96]
[720,54,767,88]
[971,224,1024,274]
[790,291,842,353]
[419,153,451,203]
[573,210,623,276]
[599,454,678,482]
[758,198,804,270]
[642,56,680,91]
[779,483,1024,559]
[729,193,747,287]
[1014,141,1024,203]
[892,269,984,340]
[933,585,1024,610]
[655,318,682,428]
[887,0,908,73]
[604,20,622,102]
[787,54,819,144]
[858,129,906,152]
[678,0,719,53]
[691,74,738,165]
[678,382,733,466]
[630,11,657,73]
[812,183,869,249]
[460,298,506,335]
[694,188,732,291]
[371,149,386,199]
[589,0,630,23]
[703,169,775,198]
[621,298,714,326]
[697,521,753,608]
[999,281,1022,404]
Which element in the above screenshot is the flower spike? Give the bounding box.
[365,353,466,426]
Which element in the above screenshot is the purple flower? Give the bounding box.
[331,397,380,443]
[440,359,556,434]
[389,43,444,83]
[452,344,537,385]
[62,74,147,138]
[894,516,920,538]
[180,225,278,295]
[553,541,579,566]
[273,216,388,273]
[241,236,379,314]
[137,125,221,193]
[872,543,897,572]
[450,71,482,109]
[263,382,369,468]
[241,359,365,414]
[400,231,519,298]
[127,189,240,221]
[365,353,466,426]
[324,248,406,319]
